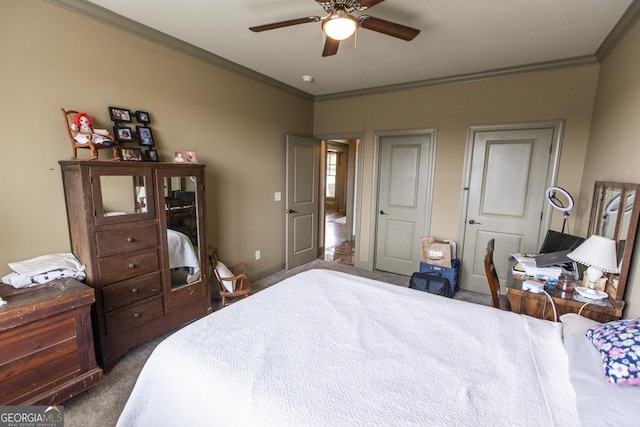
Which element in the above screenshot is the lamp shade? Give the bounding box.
[323,13,358,40]
[567,235,618,282]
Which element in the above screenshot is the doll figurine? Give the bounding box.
[71,112,114,146]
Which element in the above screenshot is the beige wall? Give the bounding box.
[579,18,640,317]
[4,2,639,317]
[314,67,599,267]
[0,1,313,278]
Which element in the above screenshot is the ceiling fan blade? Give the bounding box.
[358,0,387,8]
[360,16,420,41]
[249,17,318,32]
[322,37,340,57]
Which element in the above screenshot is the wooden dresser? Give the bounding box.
[59,161,211,372]
[0,278,103,405]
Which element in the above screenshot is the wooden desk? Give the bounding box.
[505,259,624,323]
[0,278,103,405]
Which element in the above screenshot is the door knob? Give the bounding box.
[468,219,481,225]
[285,209,298,214]
[380,210,389,215]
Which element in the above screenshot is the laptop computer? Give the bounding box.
[534,230,585,267]
[538,230,585,254]
[535,250,573,267]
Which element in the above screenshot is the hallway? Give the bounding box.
[324,212,354,265]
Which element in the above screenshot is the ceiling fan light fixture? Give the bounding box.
[323,11,358,41]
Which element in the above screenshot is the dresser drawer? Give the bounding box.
[0,314,76,367]
[96,223,158,258]
[102,273,162,312]
[0,310,84,404]
[98,249,159,285]
[1,343,79,404]
[105,296,163,335]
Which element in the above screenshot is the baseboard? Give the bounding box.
[251,263,285,282]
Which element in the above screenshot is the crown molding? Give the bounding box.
[45,0,314,101]
[595,0,640,62]
[314,1,640,102]
[46,0,636,103]
[314,55,598,102]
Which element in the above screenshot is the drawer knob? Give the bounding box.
[131,287,139,293]
[126,236,135,243]
[128,263,137,269]
[133,312,141,318]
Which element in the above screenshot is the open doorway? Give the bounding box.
[322,139,358,265]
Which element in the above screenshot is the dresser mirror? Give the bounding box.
[588,181,640,301]
[99,175,150,215]
[163,174,201,291]
[91,167,155,226]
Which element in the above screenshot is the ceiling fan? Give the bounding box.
[249,0,420,57]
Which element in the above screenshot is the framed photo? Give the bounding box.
[120,147,143,161]
[146,149,160,162]
[136,126,155,146]
[172,150,198,163]
[113,126,133,142]
[135,110,151,124]
[109,107,132,123]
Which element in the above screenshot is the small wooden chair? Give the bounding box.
[207,248,250,306]
[61,107,119,161]
[484,238,510,310]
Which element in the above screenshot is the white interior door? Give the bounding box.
[375,132,434,276]
[286,135,320,269]
[460,127,555,293]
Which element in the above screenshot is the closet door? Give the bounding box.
[155,164,209,311]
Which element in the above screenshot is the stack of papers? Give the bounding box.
[512,253,562,279]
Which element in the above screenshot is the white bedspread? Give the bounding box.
[117,269,579,426]
[166,229,200,283]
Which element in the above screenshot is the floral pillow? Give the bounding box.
[586,318,640,385]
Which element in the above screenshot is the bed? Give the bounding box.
[117,269,638,426]
[166,229,200,283]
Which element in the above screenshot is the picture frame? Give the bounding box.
[172,150,198,163]
[136,126,155,146]
[113,126,133,143]
[135,110,151,124]
[120,147,143,161]
[109,106,132,123]
[146,149,160,162]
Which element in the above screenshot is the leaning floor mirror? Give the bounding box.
[588,181,640,303]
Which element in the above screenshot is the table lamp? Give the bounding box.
[567,235,618,288]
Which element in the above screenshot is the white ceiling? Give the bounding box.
[83,0,634,97]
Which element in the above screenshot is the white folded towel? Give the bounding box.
[8,253,83,277]
[1,271,35,288]
[2,253,86,288]
[31,268,86,284]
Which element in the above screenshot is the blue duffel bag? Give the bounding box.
[419,258,459,295]
[409,272,453,298]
